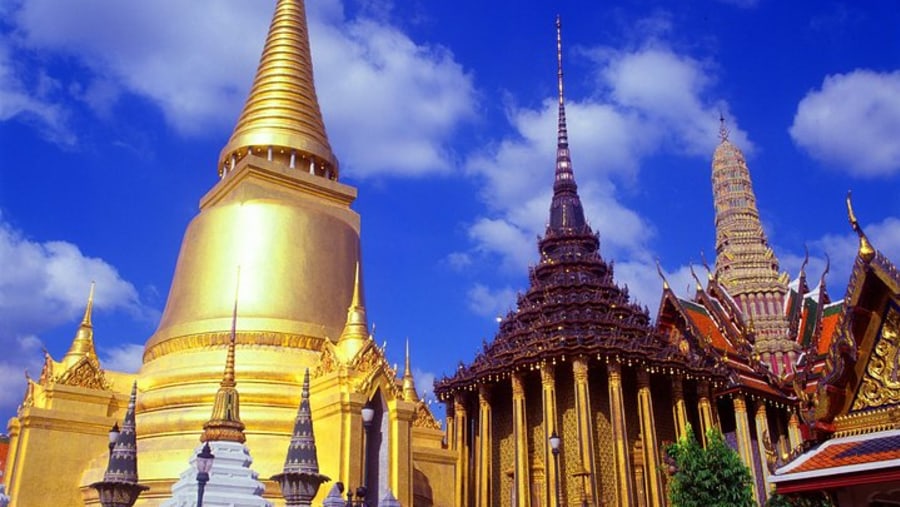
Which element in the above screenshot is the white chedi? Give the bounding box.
[163,441,271,507]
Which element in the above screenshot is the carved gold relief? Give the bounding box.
[852,306,900,411]
[56,357,111,391]
[412,401,442,430]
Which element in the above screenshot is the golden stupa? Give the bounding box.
[3,1,452,505]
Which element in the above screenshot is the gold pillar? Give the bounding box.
[637,370,663,507]
[541,364,560,507]
[671,376,689,440]
[389,399,417,506]
[455,393,470,507]
[608,361,634,507]
[754,401,772,501]
[512,372,532,507]
[697,380,715,446]
[572,357,597,505]
[733,394,758,501]
[787,413,802,451]
[476,385,493,507]
[632,439,647,507]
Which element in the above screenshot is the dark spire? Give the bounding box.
[104,382,141,483]
[548,15,587,233]
[273,368,330,505]
[283,369,324,474]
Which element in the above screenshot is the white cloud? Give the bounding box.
[0,335,44,410]
[0,39,74,146]
[0,215,150,343]
[777,216,900,299]
[412,367,436,400]
[7,0,476,178]
[460,43,749,314]
[100,343,145,373]
[790,70,900,177]
[466,284,518,318]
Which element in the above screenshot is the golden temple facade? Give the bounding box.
[3,0,452,505]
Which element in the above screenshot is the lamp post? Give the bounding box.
[549,430,562,507]
[106,423,120,471]
[195,443,215,507]
[360,403,375,504]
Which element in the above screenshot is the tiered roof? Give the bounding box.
[436,18,726,396]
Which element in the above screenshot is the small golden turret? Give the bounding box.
[336,262,369,361]
[202,280,246,444]
[402,339,419,403]
[847,191,876,263]
[218,0,338,178]
[62,282,99,370]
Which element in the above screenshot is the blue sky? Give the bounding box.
[1,0,899,423]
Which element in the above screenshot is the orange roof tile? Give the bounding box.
[818,310,842,356]
[683,304,737,355]
[791,432,900,473]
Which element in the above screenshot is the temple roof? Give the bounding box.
[436,19,726,396]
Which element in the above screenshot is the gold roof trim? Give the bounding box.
[219,0,337,177]
[847,191,875,263]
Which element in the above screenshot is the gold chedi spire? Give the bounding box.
[202,276,246,444]
[62,282,99,370]
[847,191,876,263]
[219,0,337,178]
[402,339,419,403]
[336,262,369,360]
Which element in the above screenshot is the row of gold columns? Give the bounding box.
[455,364,732,507]
[754,402,772,502]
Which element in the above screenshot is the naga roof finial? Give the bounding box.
[847,191,875,263]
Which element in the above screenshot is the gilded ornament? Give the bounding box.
[412,402,442,431]
[852,306,900,411]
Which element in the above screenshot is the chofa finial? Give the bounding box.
[846,191,875,263]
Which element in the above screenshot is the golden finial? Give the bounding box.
[800,244,809,277]
[218,0,338,178]
[62,282,99,369]
[337,261,369,360]
[718,112,729,142]
[847,191,875,263]
[402,339,419,403]
[655,259,670,290]
[202,268,245,443]
[82,281,95,327]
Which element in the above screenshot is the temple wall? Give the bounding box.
[492,382,513,507]
[525,374,545,506]
[589,362,616,507]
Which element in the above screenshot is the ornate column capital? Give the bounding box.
[572,357,589,382]
[637,369,650,388]
[478,384,492,406]
[540,364,555,386]
[511,372,525,398]
[671,375,684,397]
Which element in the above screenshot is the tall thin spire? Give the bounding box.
[62,282,99,369]
[202,270,245,443]
[548,15,587,234]
[402,339,419,403]
[219,0,338,178]
[337,262,369,359]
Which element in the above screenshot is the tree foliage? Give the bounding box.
[665,425,755,507]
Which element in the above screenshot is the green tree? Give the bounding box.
[665,425,755,507]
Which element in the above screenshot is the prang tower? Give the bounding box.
[711,122,796,374]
